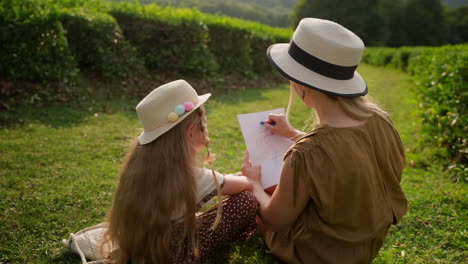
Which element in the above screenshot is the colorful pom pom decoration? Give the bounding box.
[166,102,195,123]
[174,105,185,116]
[167,112,179,122]
[183,102,194,112]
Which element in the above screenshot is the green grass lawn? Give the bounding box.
[1,64,466,263]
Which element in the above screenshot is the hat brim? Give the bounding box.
[138,93,211,145]
[267,44,367,97]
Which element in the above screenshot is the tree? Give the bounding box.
[442,0,468,8]
[380,0,407,47]
[292,0,387,46]
[446,6,468,44]
[403,0,448,46]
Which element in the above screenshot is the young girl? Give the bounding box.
[104,80,258,263]
[242,18,407,263]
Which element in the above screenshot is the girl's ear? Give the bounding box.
[187,123,195,142]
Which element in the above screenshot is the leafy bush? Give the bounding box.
[109,3,217,77]
[411,45,467,173]
[248,27,290,75]
[363,45,467,176]
[1,0,292,82]
[231,20,291,74]
[0,0,78,82]
[203,17,253,76]
[59,9,147,79]
[362,47,396,67]
[202,15,291,76]
[0,0,293,109]
[388,47,423,72]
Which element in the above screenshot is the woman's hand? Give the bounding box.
[241,151,262,186]
[264,114,304,141]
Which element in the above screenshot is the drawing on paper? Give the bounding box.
[237,108,294,188]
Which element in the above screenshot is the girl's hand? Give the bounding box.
[241,151,261,185]
[264,114,302,140]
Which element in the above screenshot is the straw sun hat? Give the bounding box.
[136,80,211,145]
[267,18,368,96]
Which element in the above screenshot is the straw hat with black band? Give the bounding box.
[267,18,368,97]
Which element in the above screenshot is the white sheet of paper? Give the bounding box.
[237,108,294,188]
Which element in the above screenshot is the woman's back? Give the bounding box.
[265,115,407,264]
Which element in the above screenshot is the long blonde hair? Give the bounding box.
[335,95,390,123]
[286,83,391,125]
[103,107,221,263]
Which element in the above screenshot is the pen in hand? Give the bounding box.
[260,121,276,126]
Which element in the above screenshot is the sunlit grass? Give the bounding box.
[0,64,466,263]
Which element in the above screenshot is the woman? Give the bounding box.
[104,80,258,263]
[242,18,408,264]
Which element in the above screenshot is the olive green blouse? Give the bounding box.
[265,115,407,264]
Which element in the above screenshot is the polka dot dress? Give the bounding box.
[170,191,259,263]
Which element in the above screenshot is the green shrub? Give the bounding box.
[362,47,395,67]
[388,47,423,72]
[0,0,294,110]
[248,26,291,75]
[249,36,273,74]
[0,0,78,82]
[59,9,147,79]
[203,17,253,76]
[363,45,467,175]
[109,3,217,77]
[202,15,291,76]
[1,0,292,82]
[411,45,467,172]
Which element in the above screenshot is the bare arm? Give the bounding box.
[221,174,253,195]
[242,153,309,231]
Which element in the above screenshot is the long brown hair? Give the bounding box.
[103,108,216,263]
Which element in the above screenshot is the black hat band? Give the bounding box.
[288,41,358,80]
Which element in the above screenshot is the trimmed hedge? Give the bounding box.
[204,18,252,76]
[108,3,292,78]
[59,9,147,79]
[109,3,217,77]
[227,18,291,75]
[1,0,292,82]
[363,45,467,175]
[0,0,78,82]
[202,15,291,76]
[0,0,293,109]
